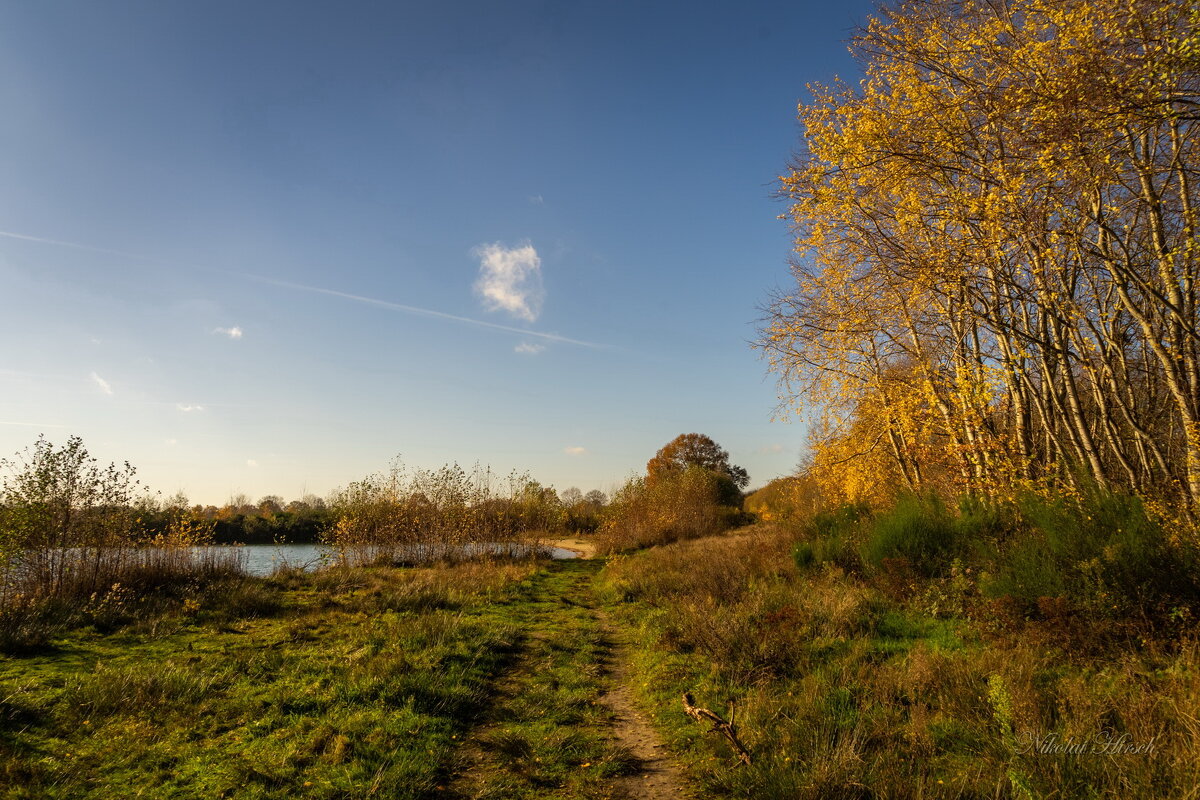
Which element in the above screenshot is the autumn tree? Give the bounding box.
[646,434,749,492]
[760,0,1200,516]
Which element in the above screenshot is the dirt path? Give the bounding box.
[596,613,690,800]
[444,560,689,800]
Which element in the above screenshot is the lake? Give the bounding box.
[215,542,580,576]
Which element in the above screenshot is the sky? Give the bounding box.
[0,0,877,505]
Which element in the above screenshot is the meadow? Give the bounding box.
[3,471,1198,798]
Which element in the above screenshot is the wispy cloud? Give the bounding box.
[759,443,786,454]
[213,326,243,340]
[529,194,544,205]
[90,372,113,395]
[165,438,178,446]
[246,459,259,468]
[176,403,205,412]
[245,275,603,349]
[473,241,544,322]
[564,446,587,456]
[515,342,545,355]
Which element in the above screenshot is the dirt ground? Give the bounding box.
[546,536,599,558]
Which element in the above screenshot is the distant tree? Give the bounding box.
[646,434,749,492]
[560,487,584,506]
[258,495,283,515]
[306,494,328,511]
[227,493,251,514]
[162,490,190,510]
[584,489,608,507]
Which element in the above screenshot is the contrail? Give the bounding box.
[0,227,605,349]
[0,230,153,260]
[245,274,606,349]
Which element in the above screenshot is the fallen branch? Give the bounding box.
[681,692,752,766]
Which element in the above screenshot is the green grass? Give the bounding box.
[0,559,641,800]
[449,560,638,799]
[6,518,1196,799]
[0,562,519,798]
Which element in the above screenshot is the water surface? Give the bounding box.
[216,542,579,576]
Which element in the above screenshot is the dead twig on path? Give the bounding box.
[681,692,752,766]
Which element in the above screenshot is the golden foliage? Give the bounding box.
[761,0,1200,515]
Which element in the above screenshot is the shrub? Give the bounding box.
[789,503,870,573]
[985,489,1200,619]
[862,494,964,576]
[595,466,740,554]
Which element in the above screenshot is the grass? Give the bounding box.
[597,525,1200,799]
[0,558,640,799]
[448,560,638,799]
[0,560,522,798]
[4,512,1198,798]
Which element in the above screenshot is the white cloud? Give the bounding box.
[246,459,259,468]
[214,326,243,339]
[473,241,544,322]
[564,446,587,456]
[176,403,205,412]
[90,372,113,395]
[759,443,786,454]
[165,438,178,446]
[529,194,544,205]
[515,341,545,355]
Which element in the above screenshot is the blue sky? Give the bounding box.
[0,0,876,505]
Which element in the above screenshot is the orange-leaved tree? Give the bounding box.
[646,433,749,501]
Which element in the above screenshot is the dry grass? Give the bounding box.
[600,525,1200,798]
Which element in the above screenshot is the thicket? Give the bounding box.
[324,461,599,565]
[595,434,752,553]
[780,488,1200,633]
[0,436,242,651]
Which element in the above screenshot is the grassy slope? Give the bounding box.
[597,526,1200,799]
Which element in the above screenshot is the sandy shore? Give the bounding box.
[546,537,598,558]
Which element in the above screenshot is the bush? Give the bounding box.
[789,503,870,574]
[809,503,872,540]
[984,489,1200,619]
[595,466,741,554]
[862,494,965,576]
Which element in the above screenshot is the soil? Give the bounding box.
[546,536,598,558]
[597,614,690,800]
